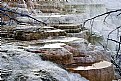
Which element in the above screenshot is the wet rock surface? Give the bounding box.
[0,24,115,81]
[0,42,88,81]
[1,0,121,80]
[40,48,73,65]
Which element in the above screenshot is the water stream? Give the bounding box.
[0,42,88,81]
[1,0,121,80]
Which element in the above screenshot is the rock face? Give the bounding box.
[14,26,67,41]
[76,51,111,64]
[67,61,115,81]
[73,55,98,66]
[40,48,73,65]
[25,43,74,65]
[65,49,115,81]
[1,0,117,81]
[52,24,81,33]
[62,39,114,81]
[0,44,89,81]
[63,45,80,57]
[67,39,88,56]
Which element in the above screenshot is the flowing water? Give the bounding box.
[0,41,88,81]
[1,0,121,80]
[64,0,121,50]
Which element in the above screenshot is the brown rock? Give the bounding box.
[41,48,73,65]
[63,45,80,56]
[67,61,115,81]
[65,50,111,67]
[73,55,97,66]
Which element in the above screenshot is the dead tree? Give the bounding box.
[0,7,47,26]
[82,9,121,77]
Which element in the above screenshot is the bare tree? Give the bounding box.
[82,9,121,77]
